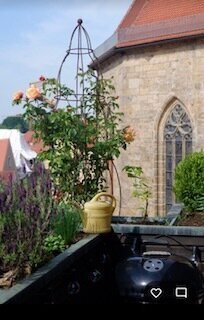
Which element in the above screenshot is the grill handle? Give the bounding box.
[142,239,169,246]
[131,238,169,255]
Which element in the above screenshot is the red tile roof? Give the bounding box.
[0,139,10,171]
[24,131,44,154]
[117,0,204,48]
[0,139,16,183]
[119,0,204,28]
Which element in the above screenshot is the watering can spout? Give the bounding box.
[83,192,116,234]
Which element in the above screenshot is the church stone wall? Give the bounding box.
[100,38,204,216]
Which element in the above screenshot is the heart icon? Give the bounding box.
[150,288,162,298]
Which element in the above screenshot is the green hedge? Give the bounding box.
[174,151,204,212]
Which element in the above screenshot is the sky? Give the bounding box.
[0,0,133,122]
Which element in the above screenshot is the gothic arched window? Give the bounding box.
[164,104,192,212]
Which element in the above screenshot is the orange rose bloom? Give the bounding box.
[123,126,136,143]
[12,91,23,101]
[26,85,41,100]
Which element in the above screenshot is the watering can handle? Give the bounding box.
[90,192,116,209]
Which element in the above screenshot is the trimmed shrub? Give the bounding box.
[174,151,204,212]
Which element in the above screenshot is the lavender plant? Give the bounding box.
[0,163,58,279]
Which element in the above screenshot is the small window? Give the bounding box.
[164,104,192,212]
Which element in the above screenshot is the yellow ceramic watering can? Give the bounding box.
[83,192,116,234]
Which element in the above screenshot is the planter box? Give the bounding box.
[0,233,122,304]
[1,214,204,304]
[112,221,204,236]
[111,203,184,226]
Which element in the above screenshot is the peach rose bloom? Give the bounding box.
[123,126,136,143]
[26,85,41,100]
[13,91,23,101]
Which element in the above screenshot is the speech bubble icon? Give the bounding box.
[175,287,187,298]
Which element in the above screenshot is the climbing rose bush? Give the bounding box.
[13,72,135,205]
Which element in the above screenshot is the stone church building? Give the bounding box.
[95,0,204,216]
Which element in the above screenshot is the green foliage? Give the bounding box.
[0,163,57,274]
[123,165,151,218]
[1,115,29,133]
[195,195,204,212]
[14,71,133,205]
[52,203,82,245]
[43,235,65,254]
[174,151,204,212]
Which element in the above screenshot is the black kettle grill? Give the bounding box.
[115,237,204,304]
